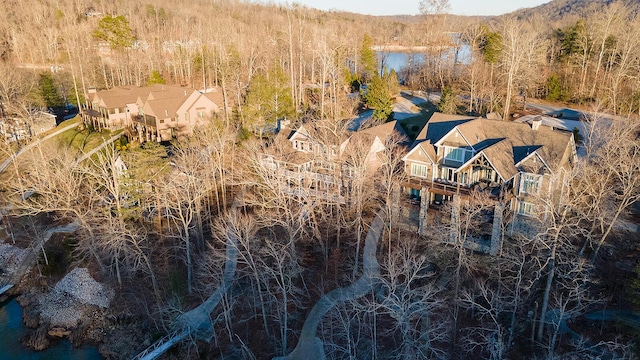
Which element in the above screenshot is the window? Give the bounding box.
[159,119,165,124]
[520,173,542,195]
[517,200,535,216]
[198,111,205,118]
[444,146,465,162]
[411,163,428,178]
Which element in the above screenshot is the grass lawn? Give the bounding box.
[57,126,119,155]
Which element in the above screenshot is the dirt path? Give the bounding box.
[274,211,384,360]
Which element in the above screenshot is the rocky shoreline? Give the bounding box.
[15,268,114,352]
[1,240,152,359]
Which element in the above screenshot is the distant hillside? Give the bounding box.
[509,0,640,23]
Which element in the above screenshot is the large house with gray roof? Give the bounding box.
[402,113,577,218]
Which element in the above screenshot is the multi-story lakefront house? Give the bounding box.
[402,112,577,218]
[82,85,224,142]
[259,120,407,204]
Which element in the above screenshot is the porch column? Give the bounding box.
[418,187,428,237]
[490,202,504,256]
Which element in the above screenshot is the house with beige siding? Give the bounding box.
[402,113,576,217]
[82,85,224,142]
[259,120,406,203]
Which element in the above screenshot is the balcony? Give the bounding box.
[131,114,157,127]
[403,176,472,197]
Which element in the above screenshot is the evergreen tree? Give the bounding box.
[93,15,135,49]
[545,73,564,101]
[363,73,393,121]
[147,70,165,85]
[244,67,294,127]
[38,73,64,109]
[386,69,400,97]
[438,85,459,114]
[479,27,503,64]
[360,33,377,83]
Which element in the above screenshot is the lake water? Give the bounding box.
[0,298,102,360]
[377,44,472,79]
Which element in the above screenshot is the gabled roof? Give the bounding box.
[403,140,437,164]
[92,85,192,110]
[360,120,407,142]
[203,86,224,106]
[414,113,476,146]
[455,118,572,172]
[341,120,408,158]
[289,123,348,146]
[406,112,575,178]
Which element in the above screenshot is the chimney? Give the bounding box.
[531,116,542,131]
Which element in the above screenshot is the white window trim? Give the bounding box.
[520,172,542,196]
[410,163,429,178]
[517,200,535,217]
[443,146,466,163]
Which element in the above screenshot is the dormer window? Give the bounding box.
[443,146,465,163]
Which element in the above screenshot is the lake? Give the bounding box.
[377,44,472,79]
[0,298,102,360]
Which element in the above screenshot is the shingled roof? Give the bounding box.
[454,118,573,172]
[406,112,575,181]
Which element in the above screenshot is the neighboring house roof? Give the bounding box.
[92,85,192,110]
[341,120,407,158]
[514,114,585,135]
[403,140,437,164]
[203,87,224,107]
[289,124,348,147]
[360,120,407,142]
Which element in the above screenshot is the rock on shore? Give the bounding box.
[39,267,114,328]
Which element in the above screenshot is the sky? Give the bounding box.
[268,0,551,16]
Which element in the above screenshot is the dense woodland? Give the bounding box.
[1,0,640,359]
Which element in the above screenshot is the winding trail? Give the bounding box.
[131,208,240,360]
[0,221,80,296]
[273,211,385,360]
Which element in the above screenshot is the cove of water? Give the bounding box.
[0,298,102,360]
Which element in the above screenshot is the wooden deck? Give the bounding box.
[402,177,473,197]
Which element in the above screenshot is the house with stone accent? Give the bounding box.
[402,113,577,252]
